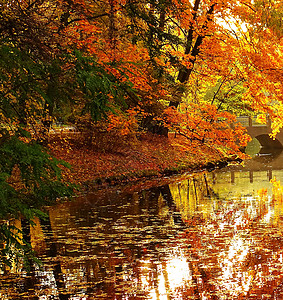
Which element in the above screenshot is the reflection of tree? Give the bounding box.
[36,186,183,298]
[39,213,71,300]
[7,172,283,299]
[181,181,283,299]
[140,178,221,299]
[20,217,39,300]
[159,184,186,227]
[18,213,71,300]
[32,177,212,299]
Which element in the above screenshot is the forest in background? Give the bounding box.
[0,0,283,268]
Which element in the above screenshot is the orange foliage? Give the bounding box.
[10,0,283,170]
[164,103,251,159]
[106,108,139,135]
[55,0,283,146]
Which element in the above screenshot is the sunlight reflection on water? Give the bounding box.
[139,248,192,299]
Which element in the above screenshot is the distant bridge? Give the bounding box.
[237,116,283,149]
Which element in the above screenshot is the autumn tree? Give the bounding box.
[0,0,139,266]
[123,0,283,141]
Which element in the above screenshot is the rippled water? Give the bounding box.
[2,151,283,299]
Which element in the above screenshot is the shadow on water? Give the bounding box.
[245,137,283,166]
[14,215,71,300]
[253,147,283,164]
[0,176,212,299]
[4,151,283,298]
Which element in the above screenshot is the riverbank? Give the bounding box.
[49,132,242,189]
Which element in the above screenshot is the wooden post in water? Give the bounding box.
[267,169,272,181]
[203,173,210,196]
[231,171,235,184]
[249,171,253,183]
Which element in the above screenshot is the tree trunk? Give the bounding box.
[169,1,216,108]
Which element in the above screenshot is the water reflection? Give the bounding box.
[3,152,283,298]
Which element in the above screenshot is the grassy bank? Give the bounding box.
[49,132,237,188]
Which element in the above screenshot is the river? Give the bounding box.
[2,148,283,299]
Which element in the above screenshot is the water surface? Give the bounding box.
[2,151,283,299]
